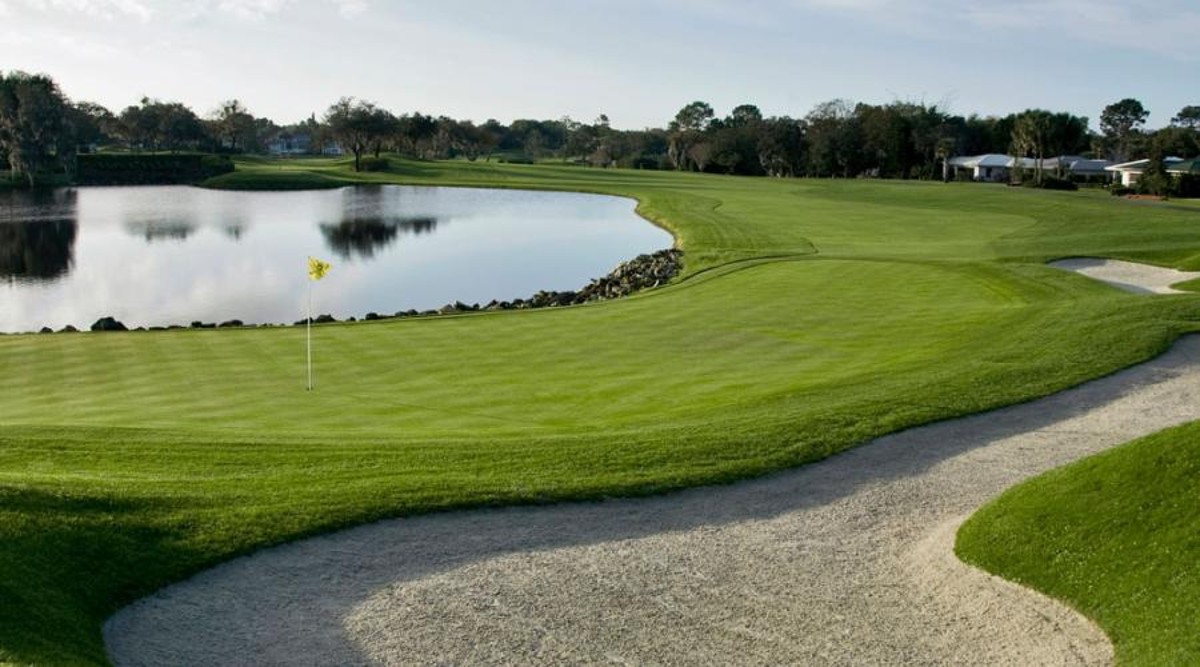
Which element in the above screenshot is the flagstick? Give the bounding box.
[307,279,313,391]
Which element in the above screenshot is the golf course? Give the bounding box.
[3,157,1200,665]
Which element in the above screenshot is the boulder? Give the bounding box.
[90,317,128,332]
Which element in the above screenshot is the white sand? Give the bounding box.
[1049,257,1200,294]
[105,336,1200,666]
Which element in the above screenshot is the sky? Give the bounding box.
[1,0,1196,131]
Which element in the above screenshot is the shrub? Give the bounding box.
[77,154,232,185]
[359,156,389,172]
[1174,174,1200,199]
[1110,186,1135,197]
[199,155,234,178]
[1031,176,1078,191]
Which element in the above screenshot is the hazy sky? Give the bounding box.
[1,0,1196,130]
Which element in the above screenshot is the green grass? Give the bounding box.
[5,156,1200,664]
[957,422,1200,666]
[1170,276,1200,293]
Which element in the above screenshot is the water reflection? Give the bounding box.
[0,189,79,283]
[0,184,670,332]
[125,221,196,242]
[320,185,440,259]
[0,218,78,282]
[319,216,439,259]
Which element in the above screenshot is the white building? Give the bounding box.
[1041,156,1111,180]
[1105,157,1185,187]
[948,154,1036,182]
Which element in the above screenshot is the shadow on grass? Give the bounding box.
[0,486,203,666]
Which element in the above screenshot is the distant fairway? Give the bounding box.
[3,159,1200,664]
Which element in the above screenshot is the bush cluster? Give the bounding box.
[1024,176,1078,191]
[76,153,233,185]
[358,156,390,172]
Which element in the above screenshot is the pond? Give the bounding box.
[0,185,673,333]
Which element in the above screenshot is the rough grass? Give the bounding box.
[957,422,1200,666]
[4,157,1200,664]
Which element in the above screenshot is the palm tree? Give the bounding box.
[1011,110,1052,184]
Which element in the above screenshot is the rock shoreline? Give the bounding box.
[31,249,682,334]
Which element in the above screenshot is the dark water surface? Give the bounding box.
[0,185,671,332]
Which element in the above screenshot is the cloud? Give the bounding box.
[214,0,292,21]
[960,1,1200,60]
[332,0,367,17]
[5,0,367,23]
[785,0,1200,61]
[13,0,153,21]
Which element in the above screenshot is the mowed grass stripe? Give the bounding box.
[3,260,1056,434]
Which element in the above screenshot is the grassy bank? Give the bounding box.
[4,157,1200,664]
[958,422,1200,665]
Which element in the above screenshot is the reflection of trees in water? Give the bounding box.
[0,189,79,282]
[0,219,78,281]
[125,220,195,242]
[319,216,438,259]
[0,187,78,222]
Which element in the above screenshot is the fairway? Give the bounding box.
[4,159,1200,665]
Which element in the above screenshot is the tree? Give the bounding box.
[667,101,713,171]
[1100,98,1149,161]
[0,71,70,187]
[324,97,387,171]
[1150,125,1200,161]
[686,142,713,172]
[366,107,396,158]
[708,104,767,175]
[395,112,438,158]
[157,102,204,152]
[211,99,256,152]
[1173,105,1200,131]
[116,100,156,149]
[113,98,205,152]
[561,116,593,160]
[1011,109,1053,183]
[69,101,115,152]
[805,99,861,178]
[757,116,806,177]
[727,104,763,128]
[1141,133,1174,197]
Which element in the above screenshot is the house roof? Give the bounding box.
[1166,158,1200,175]
[1042,156,1111,173]
[1106,157,1185,172]
[948,154,1037,169]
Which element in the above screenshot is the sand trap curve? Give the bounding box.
[1049,257,1200,294]
[105,336,1200,666]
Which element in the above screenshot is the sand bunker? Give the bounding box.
[1049,257,1200,294]
[105,337,1200,665]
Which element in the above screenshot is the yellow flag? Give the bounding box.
[308,256,332,281]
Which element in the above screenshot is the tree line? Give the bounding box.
[2,70,1197,188]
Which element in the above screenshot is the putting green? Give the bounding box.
[3,161,1200,665]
